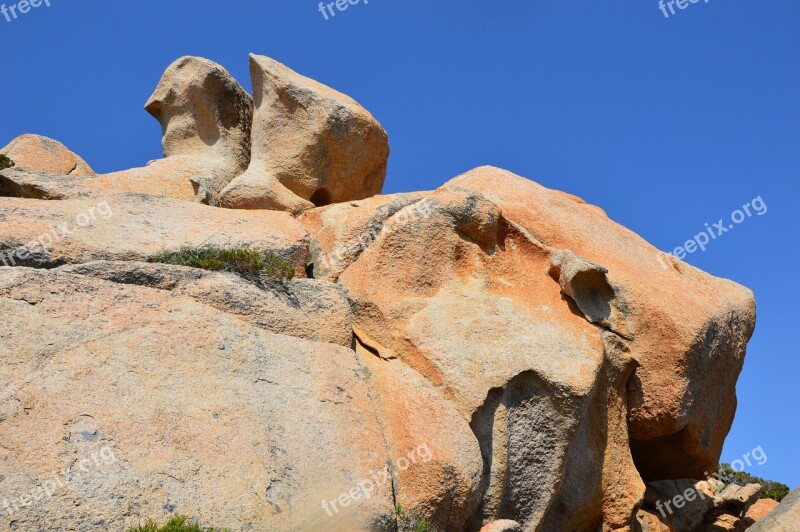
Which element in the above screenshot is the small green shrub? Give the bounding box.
[128,515,226,532]
[396,504,438,532]
[0,154,15,171]
[716,463,791,501]
[148,246,295,280]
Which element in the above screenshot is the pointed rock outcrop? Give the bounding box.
[97,56,253,203]
[218,54,389,214]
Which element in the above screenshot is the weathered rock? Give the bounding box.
[443,166,756,480]
[338,186,644,530]
[0,267,394,531]
[0,194,308,269]
[706,513,740,531]
[715,483,761,512]
[0,134,95,176]
[353,336,483,530]
[748,488,800,532]
[743,497,780,526]
[0,158,760,531]
[636,479,783,532]
[299,192,430,280]
[219,54,389,213]
[0,168,93,199]
[479,519,523,532]
[705,478,727,495]
[58,260,354,346]
[0,267,489,531]
[638,479,714,531]
[96,57,253,203]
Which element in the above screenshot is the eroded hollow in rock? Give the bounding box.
[310,187,333,207]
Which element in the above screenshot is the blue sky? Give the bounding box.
[1,1,797,488]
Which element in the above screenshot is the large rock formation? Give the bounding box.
[335,186,644,530]
[442,167,756,482]
[0,268,395,531]
[218,54,389,214]
[0,55,762,532]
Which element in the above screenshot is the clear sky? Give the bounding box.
[1,1,797,488]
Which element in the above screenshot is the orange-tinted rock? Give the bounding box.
[298,192,430,280]
[353,336,482,530]
[0,159,759,531]
[0,268,394,531]
[0,134,94,176]
[338,186,644,530]
[634,510,671,532]
[443,166,756,480]
[706,513,739,531]
[479,520,523,532]
[744,498,780,525]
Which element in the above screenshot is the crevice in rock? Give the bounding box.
[391,475,400,532]
[502,218,633,342]
[560,288,632,342]
[353,327,397,361]
[349,339,406,531]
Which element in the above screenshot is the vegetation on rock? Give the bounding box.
[396,504,438,532]
[0,154,15,171]
[717,463,791,501]
[148,246,295,280]
[128,515,227,532]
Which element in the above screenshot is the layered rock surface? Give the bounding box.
[0,55,762,532]
[0,193,308,268]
